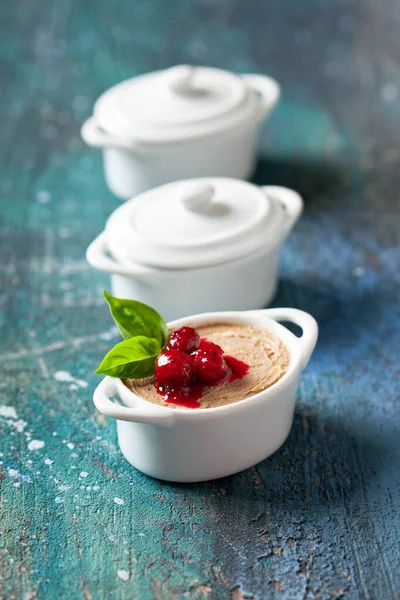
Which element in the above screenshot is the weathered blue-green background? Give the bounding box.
[1,0,399,598]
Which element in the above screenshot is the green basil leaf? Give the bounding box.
[103,291,168,346]
[95,336,161,378]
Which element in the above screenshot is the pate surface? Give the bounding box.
[124,323,290,409]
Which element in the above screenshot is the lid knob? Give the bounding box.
[181,182,215,212]
[166,65,195,95]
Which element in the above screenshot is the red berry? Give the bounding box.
[167,326,200,354]
[154,350,193,386]
[192,341,231,385]
[196,339,224,358]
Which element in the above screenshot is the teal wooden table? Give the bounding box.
[1,1,399,598]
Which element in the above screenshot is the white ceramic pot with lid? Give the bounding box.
[86,178,303,321]
[81,65,280,199]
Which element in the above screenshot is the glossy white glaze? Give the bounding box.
[81,66,280,198]
[86,184,303,321]
[93,308,318,482]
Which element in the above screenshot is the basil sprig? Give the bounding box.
[95,336,162,378]
[95,292,168,379]
[103,290,168,346]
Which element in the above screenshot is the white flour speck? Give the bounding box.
[12,419,27,433]
[54,371,88,389]
[70,466,77,469]
[8,470,31,483]
[114,497,124,505]
[28,440,45,451]
[44,459,54,466]
[0,405,17,419]
[99,327,118,341]
[69,384,79,391]
[66,443,74,450]
[71,453,78,458]
[80,471,88,478]
[55,497,65,504]
[117,570,129,581]
[93,485,100,491]
[352,266,366,277]
[13,482,20,488]
[37,191,52,204]
[58,484,72,492]
[138,533,145,537]
[0,453,3,457]
[53,432,58,436]
[86,486,92,491]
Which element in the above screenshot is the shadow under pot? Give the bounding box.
[81,65,280,199]
[86,177,303,321]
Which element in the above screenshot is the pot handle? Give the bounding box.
[256,307,318,370]
[86,231,153,278]
[93,377,175,427]
[81,115,139,151]
[241,74,281,122]
[262,186,303,238]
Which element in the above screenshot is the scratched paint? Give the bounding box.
[0,0,400,598]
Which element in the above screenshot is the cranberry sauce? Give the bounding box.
[154,381,203,409]
[224,355,250,382]
[154,331,250,409]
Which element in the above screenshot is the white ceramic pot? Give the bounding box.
[93,307,318,482]
[86,178,303,321]
[81,65,280,198]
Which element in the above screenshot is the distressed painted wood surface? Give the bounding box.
[1,0,399,598]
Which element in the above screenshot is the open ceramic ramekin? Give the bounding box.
[93,308,318,482]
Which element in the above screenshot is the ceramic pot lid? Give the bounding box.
[106,178,286,269]
[93,65,258,144]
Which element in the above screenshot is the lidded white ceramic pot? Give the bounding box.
[86,177,303,321]
[81,65,280,198]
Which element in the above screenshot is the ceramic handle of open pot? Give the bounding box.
[241,74,281,122]
[262,186,304,238]
[86,231,153,278]
[93,377,175,427]
[264,308,318,370]
[81,115,139,151]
